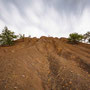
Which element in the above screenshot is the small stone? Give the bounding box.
[11,50,15,53]
[14,86,18,89]
[22,75,25,77]
[69,81,72,84]
[71,71,73,73]
[62,78,64,80]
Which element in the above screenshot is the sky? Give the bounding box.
[0,0,90,37]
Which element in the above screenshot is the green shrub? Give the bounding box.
[83,31,90,43]
[0,26,18,46]
[88,38,90,43]
[19,34,25,39]
[19,34,25,41]
[68,33,83,44]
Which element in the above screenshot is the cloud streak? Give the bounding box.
[0,0,90,37]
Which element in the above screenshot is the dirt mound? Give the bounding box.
[0,37,90,90]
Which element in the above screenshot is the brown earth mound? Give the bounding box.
[0,37,90,90]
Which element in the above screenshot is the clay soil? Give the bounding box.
[0,37,90,90]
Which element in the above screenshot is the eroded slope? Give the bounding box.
[0,37,90,90]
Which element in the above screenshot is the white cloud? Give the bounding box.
[69,7,90,34]
[0,0,90,38]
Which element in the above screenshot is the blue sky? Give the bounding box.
[0,0,90,37]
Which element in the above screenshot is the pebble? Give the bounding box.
[71,71,73,73]
[11,50,15,53]
[69,81,72,84]
[14,86,18,89]
[22,75,25,77]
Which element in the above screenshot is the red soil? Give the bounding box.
[0,37,90,90]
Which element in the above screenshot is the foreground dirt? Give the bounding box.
[0,37,90,90]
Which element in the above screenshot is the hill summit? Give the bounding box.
[0,37,90,90]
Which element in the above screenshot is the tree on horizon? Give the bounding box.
[0,26,18,46]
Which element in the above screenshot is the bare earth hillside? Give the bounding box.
[0,37,90,90]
